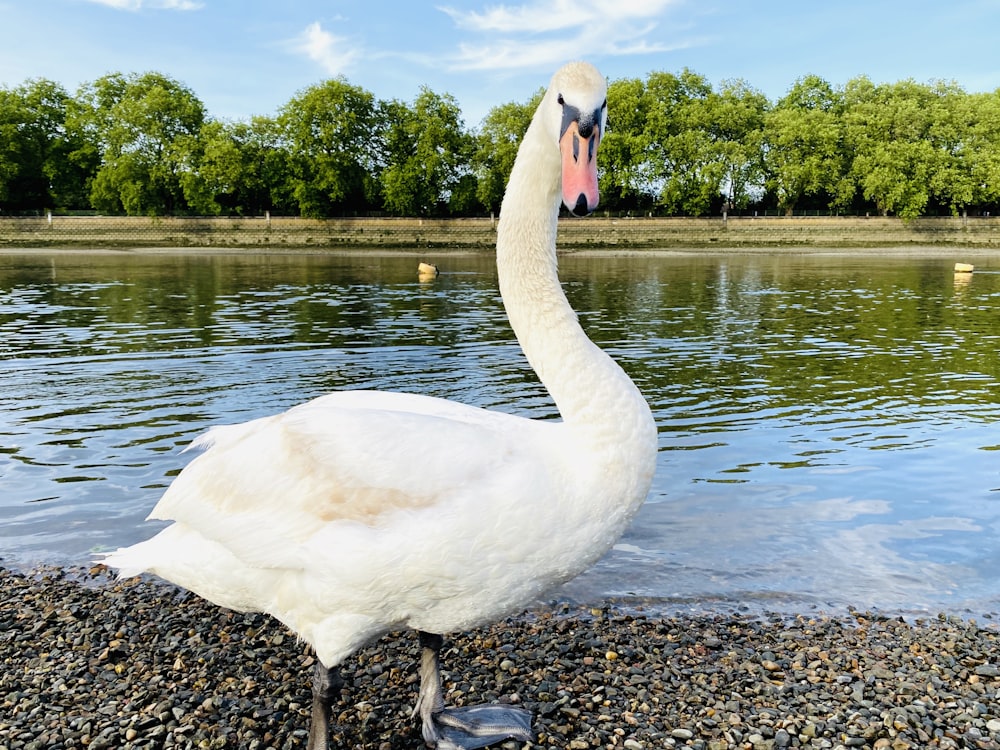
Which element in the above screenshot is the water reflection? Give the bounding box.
[1,251,999,616]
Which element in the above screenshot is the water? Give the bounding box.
[2,250,999,617]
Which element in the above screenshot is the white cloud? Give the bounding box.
[291,21,361,76]
[442,0,594,33]
[438,0,685,70]
[85,0,203,9]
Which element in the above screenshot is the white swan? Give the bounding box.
[103,61,657,750]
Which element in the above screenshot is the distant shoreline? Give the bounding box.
[1,244,996,259]
[2,215,1000,252]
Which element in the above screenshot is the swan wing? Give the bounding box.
[147,390,555,570]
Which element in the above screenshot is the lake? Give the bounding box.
[1,249,998,618]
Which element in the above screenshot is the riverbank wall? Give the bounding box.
[2,214,1000,250]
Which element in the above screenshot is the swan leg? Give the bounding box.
[307,661,343,750]
[414,631,533,750]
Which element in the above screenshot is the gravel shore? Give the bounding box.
[2,566,999,750]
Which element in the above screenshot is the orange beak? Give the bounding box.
[559,120,600,216]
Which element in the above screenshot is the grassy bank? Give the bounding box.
[2,215,1000,251]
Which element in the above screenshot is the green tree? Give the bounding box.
[644,69,723,215]
[601,77,656,212]
[278,78,381,217]
[76,72,212,215]
[764,75,851,214]
[199,116,293,214]
[710,79,768,211]
[0,79,92,211]
[0,86,29,209]
[380,87,474,216]
[472,92,541,213]
[926,81,994,215]
[843,78,942,218]
[963,91,1000,210]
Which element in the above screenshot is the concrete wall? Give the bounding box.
[2,214,999,249]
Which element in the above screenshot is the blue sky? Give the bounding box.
[2,0,999,127]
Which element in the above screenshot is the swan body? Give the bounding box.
[103,61,657,749]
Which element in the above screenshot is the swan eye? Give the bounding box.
[557,94,565,105]
[559,100,581,138]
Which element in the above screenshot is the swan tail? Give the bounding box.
[100,525,271,613]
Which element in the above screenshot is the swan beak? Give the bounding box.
[559,120,600,216]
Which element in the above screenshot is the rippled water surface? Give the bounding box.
[2,250,999,616]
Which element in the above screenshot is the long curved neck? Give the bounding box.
[496,112,653,451]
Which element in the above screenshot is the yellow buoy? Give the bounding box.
[954,262,974,273]
[417,262,439,280]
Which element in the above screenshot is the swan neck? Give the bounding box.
[496,114,649,438]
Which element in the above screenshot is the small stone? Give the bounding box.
[4,566,1000,750]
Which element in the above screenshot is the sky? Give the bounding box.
[2,0,1000,127]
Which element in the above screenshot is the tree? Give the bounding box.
[963,91,1000,210]
[0,86,28,209]
[473,92,541,213]
[0,79,91,211]
[926,82,999,215]
[199,116,293,215]
[643,69,723,215]
[278,78,381,217]
[764,75,851,214]
[843,78,942,218]
[76,72,212,215]
[600,77,656,212]
[380,87,475,216]
[709,79,768,211]
[6,66,1000,218]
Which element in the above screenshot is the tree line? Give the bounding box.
[2,69,1000,219]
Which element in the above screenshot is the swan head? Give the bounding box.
[545,62,607,216]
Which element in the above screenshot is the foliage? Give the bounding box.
[601,77,656,212]
[381,87,475,216]
[199,117,294,215]
[4,67,1000,218]
[472,92,540,213]
[709,79,768,210]
[277,78,382,217]
[764,75,850,214]
[75,72,211,215]
[0,79,91,211]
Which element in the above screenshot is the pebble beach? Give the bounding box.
[2,567,1000,750]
